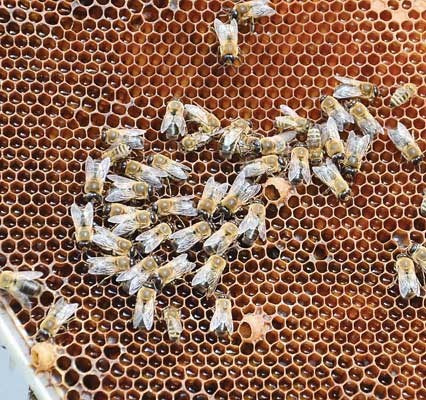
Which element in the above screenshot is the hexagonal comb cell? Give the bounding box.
[0,0,425,399]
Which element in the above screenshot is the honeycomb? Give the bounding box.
[0,0,425,399]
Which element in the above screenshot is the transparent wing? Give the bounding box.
[275,131,297,143]
[142,297,155,330]
[346,131,358,155]
[107,174,135,189]
[14,271,43,280]
[160,112,175,133]
[333,84,362,99]
[202,177,217,199]
[85,156,95,179]
[184,104,210,127]
[168,254,196,278]
[105,188,135,203]
[357,115,384,136]
[209,308,225,332]
[173,197,198,216]
[335,76,363,86]
[238,213,259,235]
[165,161,190,180]
[287,157,300,184]
[112,219,138,237]
[70,203,83,228]
[399,273,421,298]
[204,232,231,256]
[239,181,261,203]
[169,227,199,253]
[140,165,167,188]
[241,161,269,178]
[388,122,414,150]
[222,128,242,150]
[121,129,145,149]
[52,298,79,326]
[122,129,146,137]
[8,287,32,308]
[174,115,187,137]
[321,117,339,142]
[135,228,163,253]
[93,226,116,249]
[280,105,298,117]
[213,182,229,202]
[355,134,371,158]
[258,217,267,241]
[214,18,238,45]
[108,214,133,224]
[312,164,333,186]
[191,265,221,296]
[229,172,247,196]
[98,157,111,181]
[250,3,275,17]
[329,107,354,131]
[301,163,312,185]
[87,256,119,275]
[133,301,144,328]
[83,202,94,226]
[128,272,152,295]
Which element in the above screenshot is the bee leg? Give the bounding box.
[250,18,255,33]
[99,275,112,285]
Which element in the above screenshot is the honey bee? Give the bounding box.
[134,222,173,254]
[312,158,351,201]
[163,306,183,341]
[169,221,213,253]
[333,76,379,101]
[238,203,266,246]
[306,125,323,166]
[181,131,219,152]
[117,256,159,295]
[153,196,198,217]
[341,131,371,177]
[0,270,43,308]
[349,101,384,137]
[87,255,131,276]
[184,104,220,134]
[260,131,296,156]
[228,0,276,29]
[147,154,191,181]
[407,243,426,272]
[101,128,145,150]
[395,255,421,299]
[219,119,257,160]
[105,175,152,203]
[197,177,229,219]
[241,155,285,178]
[288,146,311,185]
[37,297,79,341]
[103,203,138,218]
[161,99,187,139]
[84,156,111,203]
[421,192,426,218]
[203,222,239,255]
[214,18,240,65]
[133,285,156,330]
[321,117,345,162]
[390,83,417,108]
[387,122,423,164]
[101,143,131,166]
[150,254,196,291]
[191,255,227,296]
[124,160,168,189]
[219,172,261,217]
[70,202,93,249]
[109,209,157,237]
[275,105,312,133]
[209,293,233,336]
[320,96,354,132]
[92,225,133,256]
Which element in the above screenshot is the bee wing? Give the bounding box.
[229,172,247,196]
[122,129,146,137]
[87,256,119,275]
[8,287,32,308]
[258,217,267,241]
[202,176,217,199]
[108,214,132,224]
[135,228,163,254]
[160,112,175,133]
[250,3,276,17]
[214,18,238,46]
[112,220,138,237]
[288,157,300,184]
[184,104,210,126]
[191,265,221,296]
[173,197,198,216]
[120,129,145,149]
[203,232,230,256]
[239,181,261,204]
[280,105,298,117]
[321,117,339,142]
[241,160,268,178]
[98,157,111,181]
[70,203,83,227]
[213,182,229,202]
[329,106,354,131]
[210,307,233,334]
[105,188,135,203]
[83,202,94,226]
[221,128,242,150]
[388,122,413,150]
[128,272,152,295]
[238,213,259,235]
[136,165,167,188]
[301,163,312,185]
[93,226,116,249]
[107,174,135,189]
[169,254,196,278]
[275,130,297,143]
[399,273,421,298]
[85,156,95,179]
[174,115,187,137]
[166,161,191,180]
[169,227,199,253]
[142,297,155,330]
[356,114,384,137]
[333,84,362,99]
[52,298,79,326]
[312,163,333,186]
[356,134,371,157]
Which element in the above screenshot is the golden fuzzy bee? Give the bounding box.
[275,105,312,133]
[214,18,240,65]
[184,104,220,134]
[124,160,167,189]
[191,255,227,297]
[260,131,296,156]
[312,158,351,201]
[87,255,131,276]
[92,225,133,256]
[37,297,79,341]
[163,306,183,342]
[101,143,132,165]
[241,155,285,178]
[341,131,371,177]
[105,175,151,203]
[320,96,354,132]
[306,125,323,166]
[147,154,191,181]
[219,171,261,217]
[103,203,139,218]
[161,99,187,139]
[150,254,196,291]
[133,285,156,330]
[203,222,239,255]
[135,222,173,254]
[0,270,43,308]
[349,101,384,137]
[238,203,267,246]
[421,192,426,218]
[219,118,258,160]
[197,177,229,219]
[181,131,219,152]
[153,195,198,217]
[169,221,212,253]
[70,202,94,249]
[407,243,426,272]
[390,83,417,108]
[84,156,111,203]
[321,117,345,162]
[101,127,145,150]
[209,294,233,336]
[333,76,379,101]
[395,255,421,299]
[109,209,157,237]
[388,122,423,164]
[227,0,276,29]
[117,256,159,295]
[288,147,311,185]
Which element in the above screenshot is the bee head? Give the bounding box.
[197,209,210,220]
[147,185,154,197]
[407,243,419,256]
[278,156,286,167]
[222,55,236,65]
[76,241,91,251]
[230,9,238,20]
[339,189,351,202]
[151,202,158,214]
[332,153,345,163]
[373,85,379,97]
[118,159,128,173]
[35,330,49,343]
[217,205,232,220]
[100,128,108,142]
[129,244,143,263]
[83,193,102,204]
[150,210,158,224]
[413,156,423,165]
[341,166,356,179]
[146,155,154,164]
[102,203,111,217]
[151,275,164,292]
[252,138,261,154]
